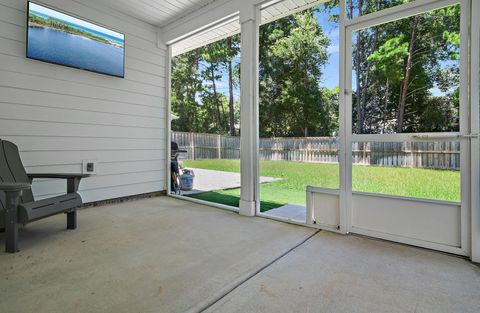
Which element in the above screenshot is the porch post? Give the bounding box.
[338,0,349,233]
[239,4,260,216]
[471,0,480,263]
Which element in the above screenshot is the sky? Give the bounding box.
[314,6,340,90]
[29,2,124,40]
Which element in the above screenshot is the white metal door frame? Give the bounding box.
[470,0,480,263]
[164,0,478,260]
[340,0,472,255]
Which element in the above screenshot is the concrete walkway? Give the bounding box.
[1,197,479,313]
[264,204,306,223]
[181,168,279,195]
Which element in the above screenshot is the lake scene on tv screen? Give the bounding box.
[27,2,124,77]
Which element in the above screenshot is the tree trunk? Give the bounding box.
[193,51,201,131]
[227,38,236,136]
[211,66,222,129]
[355,33,363,134]
[362,26,377,133]
[347,0,354,19]
[397,16,419,133]
[187,52,200,132]
[361,68,368,132]
[383,78,389,133]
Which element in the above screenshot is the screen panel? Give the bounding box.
[351,140,461,202]
[346,0,416,19]
[350,4,460,134]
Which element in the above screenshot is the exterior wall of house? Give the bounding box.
[0,0,167,203]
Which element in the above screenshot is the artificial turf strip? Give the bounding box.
[184,159,461,205]
[185,189,284,212]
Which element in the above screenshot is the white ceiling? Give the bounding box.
[172,0,323,56]
[92,0,217,27]
[80,0,322,54]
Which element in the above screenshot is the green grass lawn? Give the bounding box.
[184,159,460,212]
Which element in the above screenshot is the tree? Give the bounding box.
[259,9,334,137]
[170,50,203,132]
[349,2,460,133]
[201,42,228,132]
[223,36,241,136]
[171,1,460,138]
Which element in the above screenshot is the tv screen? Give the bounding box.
[27,2,125,78]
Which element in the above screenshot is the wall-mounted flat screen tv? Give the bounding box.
[27,2,125,78]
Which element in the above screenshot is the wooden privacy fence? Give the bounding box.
[173,132,241,160]
[172,132,461,170]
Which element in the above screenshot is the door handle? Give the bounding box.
[411,133,478,139]
[460,134,479,138]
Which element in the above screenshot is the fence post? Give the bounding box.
[217,135,221,159]
[190,132,195,160]
[362,142,367,165]
[410,142,414,168]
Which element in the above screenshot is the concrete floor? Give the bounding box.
[0,197,314,313]
[206,232,480,313]
[1,197,479,313]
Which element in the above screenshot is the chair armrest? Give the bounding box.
[27,173,90,193]
[0,182,31,192]
[27,173,90,180]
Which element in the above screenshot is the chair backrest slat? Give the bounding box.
[0,140,12,210]
[0,140,34,206]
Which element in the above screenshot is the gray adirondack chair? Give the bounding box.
[0,139,89,253]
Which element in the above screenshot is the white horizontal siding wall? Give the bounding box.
[0,0,167,203]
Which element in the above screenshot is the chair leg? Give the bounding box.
[67,210,77,230]
[5,219,18,253]
[5,190,21,253]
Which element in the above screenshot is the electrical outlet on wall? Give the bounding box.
[82,159,98,175]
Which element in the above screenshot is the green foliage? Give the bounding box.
[171,35,240,135]
[259,9,338,137]
[346,0,411,18]
[171,52,204,132]
[367,35,408,84]
[352,3,460,133]
[171,2,461,137]
[171,8,338,138]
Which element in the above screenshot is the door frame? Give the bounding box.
[339,0,472,255]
